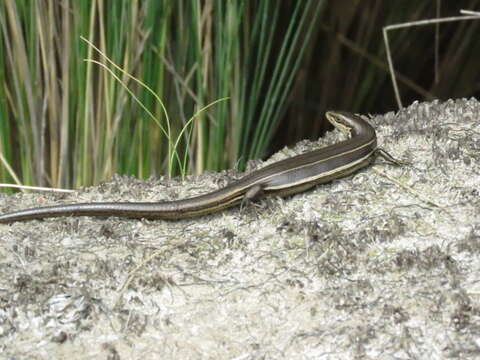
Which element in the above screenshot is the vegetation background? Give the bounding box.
[0,0,479,191]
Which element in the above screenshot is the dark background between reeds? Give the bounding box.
[0,0,479,190]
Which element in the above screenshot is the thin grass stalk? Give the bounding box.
[0,8,11,185]
[248,0,323,161]
[194,0,211,174]
[249,1,304,159]
[263,0,323,152]
[2,1,38,185]
[236,1,278,168]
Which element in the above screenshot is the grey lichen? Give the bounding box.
[1,98,480,359]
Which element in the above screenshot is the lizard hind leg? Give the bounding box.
[239,184,265,216]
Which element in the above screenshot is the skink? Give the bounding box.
[0,111,382,223]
